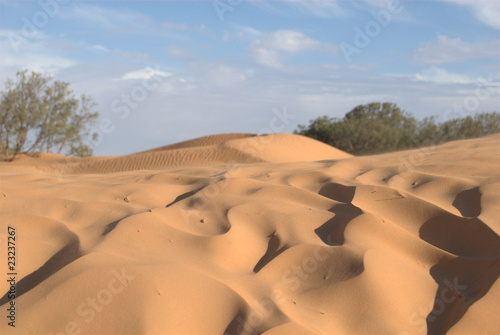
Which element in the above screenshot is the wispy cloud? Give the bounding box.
[0,30,76,78]
[189,62,251,88]
[91,45,108,53]
[250,0,348,18]
[415,67,473,84]
[60,4,189,40]
[282,0,348,17]
[61,4,152,30]
[250,30,336,68]
[443,0,500,29]
[232,24,262,41]
[412,34,500,65]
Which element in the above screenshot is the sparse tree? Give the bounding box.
[438,112,500,142]
[0,70,99,161]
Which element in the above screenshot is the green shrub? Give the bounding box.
[295,102,500,155]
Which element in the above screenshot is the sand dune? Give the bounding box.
[24,133,351,175]
[0,133,499,335]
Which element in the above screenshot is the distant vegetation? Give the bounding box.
[295,102,500,155]
[0,70,99,161]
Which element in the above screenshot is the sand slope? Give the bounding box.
[0,133,499,335]
[29,133,352,174]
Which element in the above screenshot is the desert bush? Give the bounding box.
[295,102,500,155]
[0,70,99,160]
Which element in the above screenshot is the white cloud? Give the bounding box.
[3,53,76,75]
[233,24,261,38]
[443,0,500,29]
[252,48,282,68]
[120,67,172,80]
[250,30,331,68]
[0,30,77,78]
[232,24,262,44]
[258,30,321,52]
[415,67,473,84]
[196,63,250,88]
[470,1,500,29]
[412,34,500,65]
[91,45,108,53]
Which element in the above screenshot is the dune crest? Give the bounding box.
[1,133,499,335]
[7,133,349,174]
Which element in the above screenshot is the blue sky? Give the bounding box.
[1,0,499,156]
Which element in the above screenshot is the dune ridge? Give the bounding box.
[9,133,350,175]
[0,133,499,335]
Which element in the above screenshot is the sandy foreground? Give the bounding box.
[0,133,499,335]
